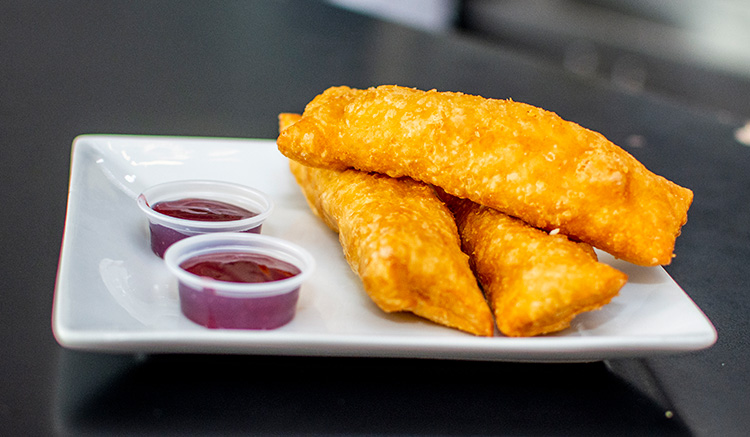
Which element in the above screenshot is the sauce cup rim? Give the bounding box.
[164,232,315,297]
[137,179,274,231]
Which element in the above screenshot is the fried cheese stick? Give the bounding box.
[277,85,693,266]
[441,192,628,337]
[279,113,494,336]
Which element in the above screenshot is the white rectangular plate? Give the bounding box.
[53,135,717,362]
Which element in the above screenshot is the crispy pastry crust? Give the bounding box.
[443,193,628,337]
[280,113,495,336]
[277,85,693,266]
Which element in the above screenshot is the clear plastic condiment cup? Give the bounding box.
[163,232,315,330]
[137,180,274,257]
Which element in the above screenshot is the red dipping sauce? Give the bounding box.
[144,198,265,258]
[180,252,300,283]
[177,251,302,330]
[152,198,258,222]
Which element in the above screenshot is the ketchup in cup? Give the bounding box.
[163,233,315,330]
[137,180,273,257]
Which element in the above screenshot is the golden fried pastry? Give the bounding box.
[277,85,693,266]
[279,113,301,134]
[441,193,628,337]
[279,113,495,336]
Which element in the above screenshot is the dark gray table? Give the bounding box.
[2,1,748,435]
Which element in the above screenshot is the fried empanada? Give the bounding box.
[279,113,494,336]
[442,193,628,337]
[277,85,693,266]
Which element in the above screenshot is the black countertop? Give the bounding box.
[2,1,748,435]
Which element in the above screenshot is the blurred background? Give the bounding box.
[329,0,750,122]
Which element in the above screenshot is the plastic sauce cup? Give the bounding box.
[163,233,315,330]
[137,180,274,257]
